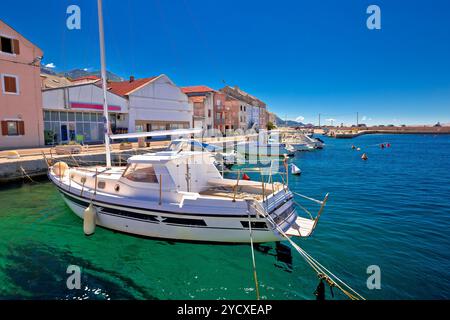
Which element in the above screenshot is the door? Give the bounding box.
[60,122,76,143]
[60,123,68,143]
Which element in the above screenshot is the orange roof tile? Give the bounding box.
[181,85,214,94]
[107,77,157,96]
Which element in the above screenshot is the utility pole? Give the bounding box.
[356,112,359,127]
[318,113,321,128]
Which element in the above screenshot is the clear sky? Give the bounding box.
[2,0,450,125]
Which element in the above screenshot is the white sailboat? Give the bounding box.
[47,0,328,243]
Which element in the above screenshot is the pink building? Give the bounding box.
[0,20,44,149]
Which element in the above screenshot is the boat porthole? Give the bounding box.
[81,177,86,184]
[114,184,120,192]
[70,174,75,179]
[98,181,106,189]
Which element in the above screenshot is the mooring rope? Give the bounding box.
[252,203,365,300]
[247,211,260,300]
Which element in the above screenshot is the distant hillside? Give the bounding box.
[40,66,58,75]
[40,67,124,82]
[274,114,304,127]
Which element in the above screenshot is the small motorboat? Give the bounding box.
[291,164,302,175]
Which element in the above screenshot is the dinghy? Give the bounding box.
[291,164,302,175]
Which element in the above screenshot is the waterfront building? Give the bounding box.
[110,75,192,133]
[42,82,128,145]
[181,86,215,130]
[268,111,277,126]
[213,91,233,133]
[0,19,44,149]
[219,85,268,130]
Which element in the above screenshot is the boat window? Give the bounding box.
[168,140,185,151]
[123,164,158,183]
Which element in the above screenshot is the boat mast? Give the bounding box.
[97,0,112,168]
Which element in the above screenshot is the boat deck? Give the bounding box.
[202,178,285,200]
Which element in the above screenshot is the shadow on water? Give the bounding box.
[255,242,293,273]
[3,243,158,300]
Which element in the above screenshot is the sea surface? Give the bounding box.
[0,134,449,300]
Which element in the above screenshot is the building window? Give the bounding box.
[1,120,24,136]
[0,36,20,54]
[208,109,211,118]
[1,74,19,94]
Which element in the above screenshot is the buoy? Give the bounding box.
[52,161,69,177]
[380,144,385,149]
[6,150,20,159]
[351,145,356,150]
[83,203,97,236]
[361,153,368,160]
[387,143,391,148]
[242,173,250,181]
[356,147,361,151]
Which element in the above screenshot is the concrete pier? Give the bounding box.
[0,146,164,184]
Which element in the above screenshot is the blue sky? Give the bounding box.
[2,0,450,125]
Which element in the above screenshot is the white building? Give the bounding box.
[109,74,192,132]
[247,104,260,129]
[42,83,128,144]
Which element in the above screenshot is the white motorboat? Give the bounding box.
[282,132,323,151]
[291,164,302,175]
[236,141,295,157]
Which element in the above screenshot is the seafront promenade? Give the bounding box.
[0,135,251,183]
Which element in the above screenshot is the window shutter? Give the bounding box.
[1,121,7,136]
[4,76,17,93]
[18,121,25,135]
[12,39,20,55]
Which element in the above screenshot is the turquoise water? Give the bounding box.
[1,134,449,300]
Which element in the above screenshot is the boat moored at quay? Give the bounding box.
[48,141,328,243]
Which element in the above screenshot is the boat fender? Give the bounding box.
[53,161,69,177]
[83,203,97,236]
[7,150,20,159]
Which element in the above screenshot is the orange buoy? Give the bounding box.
[361,153,368,160]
